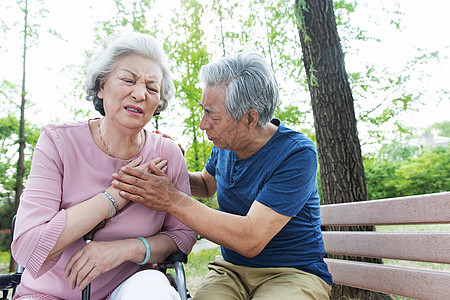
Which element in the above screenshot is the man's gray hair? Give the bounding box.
[198,52,279,126]
[85,33,175,116]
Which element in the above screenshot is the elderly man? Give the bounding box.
[113,52,332,299]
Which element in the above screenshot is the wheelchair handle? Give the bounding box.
[83,220,106,243]
[81,219,106,300]
[0,274,13,290]
[0,272,21,291]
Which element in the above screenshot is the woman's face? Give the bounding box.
[98,53,163,131]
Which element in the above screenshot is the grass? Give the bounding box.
[178,247,221,296]
[376,224,450,232]
[0,251,9,274]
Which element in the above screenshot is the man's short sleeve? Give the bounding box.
[256,147,318,217]
[205,146,218,176]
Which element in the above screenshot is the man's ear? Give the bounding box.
[246,109,259,129]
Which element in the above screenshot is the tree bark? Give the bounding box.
[294,0,390,299]
[10,0,28,273]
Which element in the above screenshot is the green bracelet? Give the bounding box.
[136,237,151,265]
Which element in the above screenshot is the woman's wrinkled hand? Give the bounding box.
[63,240,129,291]
[144,156,168,174]
[106,156,167,210]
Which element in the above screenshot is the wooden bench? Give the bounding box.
[320,192,450,299]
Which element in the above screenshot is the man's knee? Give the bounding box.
[194,259,248,300]
[251,269,331,300]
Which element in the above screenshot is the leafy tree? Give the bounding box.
[241,1,310,128]
[395,147,449,195]
[184,141,213,173]
[1,0,59,271]
[0,80,20,115]
[377,139,419,161]
[363,140,418,200]
[427,121,450,138]
[15,0,30,220]
[167,0,211,172]
[185,140,218,210]
[206,0,239,57]
[364,157,401,200]
[364,142,449,200]
[94,0,159,39]
[0,115,39,244]
[274,104,313,137]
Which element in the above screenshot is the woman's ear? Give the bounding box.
[97,78,105,99]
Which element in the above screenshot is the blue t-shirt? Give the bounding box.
[205,119,332,285]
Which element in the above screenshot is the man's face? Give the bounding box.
[199,85,248,151]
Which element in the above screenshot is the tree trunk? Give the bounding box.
[294,0,390,299]
[10,0,28,273]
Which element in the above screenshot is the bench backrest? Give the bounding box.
[320,192,450,299]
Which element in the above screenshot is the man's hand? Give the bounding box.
[153,130,185,156]
[111,160,178,211]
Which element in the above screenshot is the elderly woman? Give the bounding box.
[11,33,196,300]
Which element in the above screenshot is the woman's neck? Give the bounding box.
[93,118,144,160]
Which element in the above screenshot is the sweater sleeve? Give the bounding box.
[11,125,67,278]
[157,139,197,254]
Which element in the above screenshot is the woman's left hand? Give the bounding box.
[111,161,177,212]
[63,240,131,291]
[134,156,168,174]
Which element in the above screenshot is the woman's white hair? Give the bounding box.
[85,33,175,116]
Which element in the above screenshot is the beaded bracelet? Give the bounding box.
[104,191,119,218]
[136,237,151,265]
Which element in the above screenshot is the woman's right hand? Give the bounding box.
[64,239,137,291]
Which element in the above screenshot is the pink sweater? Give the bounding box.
[11,120,197,300]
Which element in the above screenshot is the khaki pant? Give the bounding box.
[194,256,331,300]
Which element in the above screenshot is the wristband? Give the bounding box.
[136,237,151,265]
[104,191,119,218]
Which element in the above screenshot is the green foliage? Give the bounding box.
[395,147,449,196]
[184,139,218,209]
[167,0,211,172]
[364,144,450,200]
[185,141,213,173]
[427,121,450,138]
[0,251,10,273]
[364,157,401,200]
[378,140,420,161]
[0,115,39,228]
[0,233,12,252]
[0,80,20,112]
[94,0,159,39]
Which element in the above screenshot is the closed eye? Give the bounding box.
[121,78,135,84]
[147,86,159,93]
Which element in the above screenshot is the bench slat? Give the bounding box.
[323,232,450,264]
[325,258,450,300]
[321,192,450,226]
